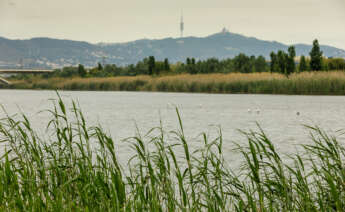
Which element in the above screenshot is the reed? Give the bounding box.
[5,71,345,95]
[1,96,345,211]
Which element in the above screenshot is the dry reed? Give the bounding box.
[5,71,345,95]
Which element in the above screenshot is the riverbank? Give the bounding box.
[4,71,345,95]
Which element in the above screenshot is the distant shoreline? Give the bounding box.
[3,71,345,95]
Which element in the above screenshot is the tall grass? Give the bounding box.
[1,96,345,211]
[5,71,345,95]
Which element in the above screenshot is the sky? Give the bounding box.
[1,0,345,49]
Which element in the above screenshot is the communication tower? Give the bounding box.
[180,11,184,38]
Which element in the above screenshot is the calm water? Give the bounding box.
[1,89,345,165]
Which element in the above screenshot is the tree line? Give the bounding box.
[37,39,345,79]
[45,55,270,78]
[269,39,341,75]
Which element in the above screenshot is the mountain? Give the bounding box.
[1,31,344,68]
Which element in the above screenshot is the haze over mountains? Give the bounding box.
[1,30,345,69]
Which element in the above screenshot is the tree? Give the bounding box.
[299,55,308,72]
[97,63,103,71]
[270,52,279,73]
[60,66,79,78]
[286,46,296,76]
[148,56,155,75]
[203,58,220,73]
[191,58,196,65]
[326,58,345,71]
[255,56,267,72]
[309,39,323,71]
[186,58,191,66]
[104,64,117,76]
[186,57,197,74]
[154,61,165,75]
[249,55,256,72]
[277,50,287,74]
[234,53,251,73]
[190,58,197,74]
[164,58,170,71]
[127,64,136,76]
[78,64,87,77]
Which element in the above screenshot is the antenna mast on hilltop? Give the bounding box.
[180,10,184,38]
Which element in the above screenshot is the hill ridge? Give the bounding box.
[0,32,344,68]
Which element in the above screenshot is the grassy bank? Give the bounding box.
[4,71,345,95]
[1,96,345,211]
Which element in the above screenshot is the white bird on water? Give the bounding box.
[247,109,252,113]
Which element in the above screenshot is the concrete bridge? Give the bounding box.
[0,69,53,85]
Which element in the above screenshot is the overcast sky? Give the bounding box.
[1,0,344,49]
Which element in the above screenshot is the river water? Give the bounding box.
[1,89,345,166]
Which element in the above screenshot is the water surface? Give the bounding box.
[1,89,345,165]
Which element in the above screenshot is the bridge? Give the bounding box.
[0,69,53,74]
[0,69,53,85]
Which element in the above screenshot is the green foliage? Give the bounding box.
[198,58,220,73]
[2,97,345,210]
[98,62,103,71]
[186,57,197,74]
[164,58,170,71]
[270,47,296,77]
[270,52,279,73]
[58,66,79,78]
[148,56,155,75]
[48,54,269,78]
[255,55,267,73]
[89,67,102,77]
[310,39,323,71]
[286,46,296,76]
[277,50,288,75]
[299,55,308,72]
[78,64,86,77]
[103,64,118,76]
[234,54,252,73]
[324,58,345,71]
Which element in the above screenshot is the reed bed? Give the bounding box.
[1,96,345,211]
[4,71,345,95]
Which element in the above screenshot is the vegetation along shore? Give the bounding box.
[2,39,345,94]
[4,71,345,95]
[1,97,345,210]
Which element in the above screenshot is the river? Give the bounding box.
[1,89,345,166]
